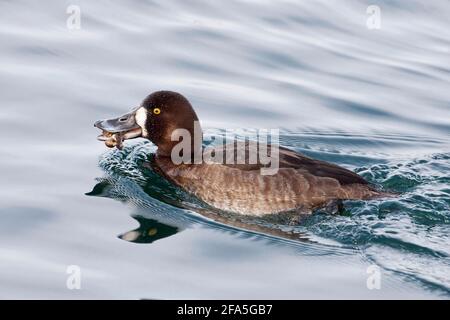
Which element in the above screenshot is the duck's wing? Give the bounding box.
[276,146,369,185]
[219,142,368,186]
[154,142,375,215]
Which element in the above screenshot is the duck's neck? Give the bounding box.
[155,121,203,160]
[156,133,204,161]
[156,146,173,158]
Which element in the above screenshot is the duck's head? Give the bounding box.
[95,91,201,155]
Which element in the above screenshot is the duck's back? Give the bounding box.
[152,143,380,216]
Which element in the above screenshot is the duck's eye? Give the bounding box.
[153,108,161,115]
[119,117,128,122]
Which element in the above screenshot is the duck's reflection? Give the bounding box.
[86,177,190,244]
[119,216,178,244]
[86,176,309,245]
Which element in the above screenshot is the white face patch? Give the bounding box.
[135,107,148,137]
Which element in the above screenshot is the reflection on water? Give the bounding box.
[0,0,449,299]
[120,217,179,244]
[85,173,312,245]
[86,180,180,244]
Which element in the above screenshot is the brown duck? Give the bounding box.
[95,91,389,216]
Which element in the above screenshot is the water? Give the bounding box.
[0,0,449,299]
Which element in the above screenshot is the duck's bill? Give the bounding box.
[94,108,142,150]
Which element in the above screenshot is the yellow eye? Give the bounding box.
[153,108,161,115]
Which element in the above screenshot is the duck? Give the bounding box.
[94,91,389,216]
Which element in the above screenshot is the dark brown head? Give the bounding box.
[95,91,202,155]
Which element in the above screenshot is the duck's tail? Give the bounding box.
[339,184,398,201]
[368,188,399,199]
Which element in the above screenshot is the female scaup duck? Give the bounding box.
[95,91,389,216]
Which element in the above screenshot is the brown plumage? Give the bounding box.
[153,143,382,216]
[95,91,389,216]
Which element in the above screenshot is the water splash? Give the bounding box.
[303,151,450,292]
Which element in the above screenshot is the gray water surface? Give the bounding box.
[0,0,449,299]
